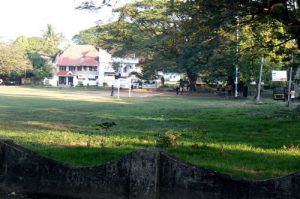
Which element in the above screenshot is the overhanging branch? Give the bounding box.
[240,37,294,53]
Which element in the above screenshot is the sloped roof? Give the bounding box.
[56,71,73,76]
[57,45,99,66]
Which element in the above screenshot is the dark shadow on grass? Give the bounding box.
[0,93,299,180]
[24,143,136,167]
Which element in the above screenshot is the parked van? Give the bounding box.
[273,87,287,100]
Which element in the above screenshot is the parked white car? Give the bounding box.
[142,80,157,88]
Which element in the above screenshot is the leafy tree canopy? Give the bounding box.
[76,0,299,87]
[15,24,64,57]
[0,43,32,77]
[13,24,63,82]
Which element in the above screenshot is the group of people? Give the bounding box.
[175,79,190,95]
[217,82,249,98]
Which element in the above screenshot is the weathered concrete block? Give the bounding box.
[159,153,300,199]
[0,140,300,199]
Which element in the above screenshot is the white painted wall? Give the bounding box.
[47,48,140,87]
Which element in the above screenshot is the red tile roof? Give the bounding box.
[57,45,99,66]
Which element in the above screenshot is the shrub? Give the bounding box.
[77,81,83,87]
[156,131,181,148]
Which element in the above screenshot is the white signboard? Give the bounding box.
[272,70,287,81]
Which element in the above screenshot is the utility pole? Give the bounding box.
[287,52,294,107]
[256,56,264,102]
[234,16,240,98]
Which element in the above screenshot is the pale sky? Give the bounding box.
[0,0,121,43]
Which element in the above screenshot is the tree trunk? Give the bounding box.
[186,69,197,92]
[255,80,260,99]
[161,77,165,87]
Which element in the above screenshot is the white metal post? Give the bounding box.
[117,78,120,99]
[257,56,264,101]
[128,78,132,98]
[234,16,240,98]
[235,64,238,98]
[287,52,294,107]
[288,67,293,101]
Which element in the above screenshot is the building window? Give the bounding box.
[94,67,97,71]
[89,66,93,71]
[69,66,75,71]
[59,66,66,71]
[83,66,87,71]
[77,66,82,71]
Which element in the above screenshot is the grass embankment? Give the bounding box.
[0,86,299,179]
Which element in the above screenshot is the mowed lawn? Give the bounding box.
[0,86,299,179]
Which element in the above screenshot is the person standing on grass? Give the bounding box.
[111,85,114,96]
[298,85,300,100]
[291,89,296,102]
[227,83,232,96]
[243,85,248,98]
[176,86,180,95]
[179,79,184,95]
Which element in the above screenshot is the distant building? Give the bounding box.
[44,45,140,87]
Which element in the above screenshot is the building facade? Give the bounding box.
[45,45,140,87]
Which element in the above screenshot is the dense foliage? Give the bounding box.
[75,0,299,89]
[0,43,32,79]
[13,24,64,83]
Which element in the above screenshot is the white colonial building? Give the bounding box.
[45,45,140,87]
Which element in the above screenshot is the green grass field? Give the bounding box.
[0,86,299,179]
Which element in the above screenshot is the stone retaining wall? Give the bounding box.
[0,140,299,199]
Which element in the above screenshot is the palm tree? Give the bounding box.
[42,24,64,55]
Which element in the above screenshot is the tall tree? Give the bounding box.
[15,24,64,57]
[183,0,300,48]
[14,24,63,83]
[79,0,300,48]
[76,0,220,87]
[15,36,47,55]
[77,0,299,89]
[42,24,64,56]
[14,36,54,83]
[0,43,32,78]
